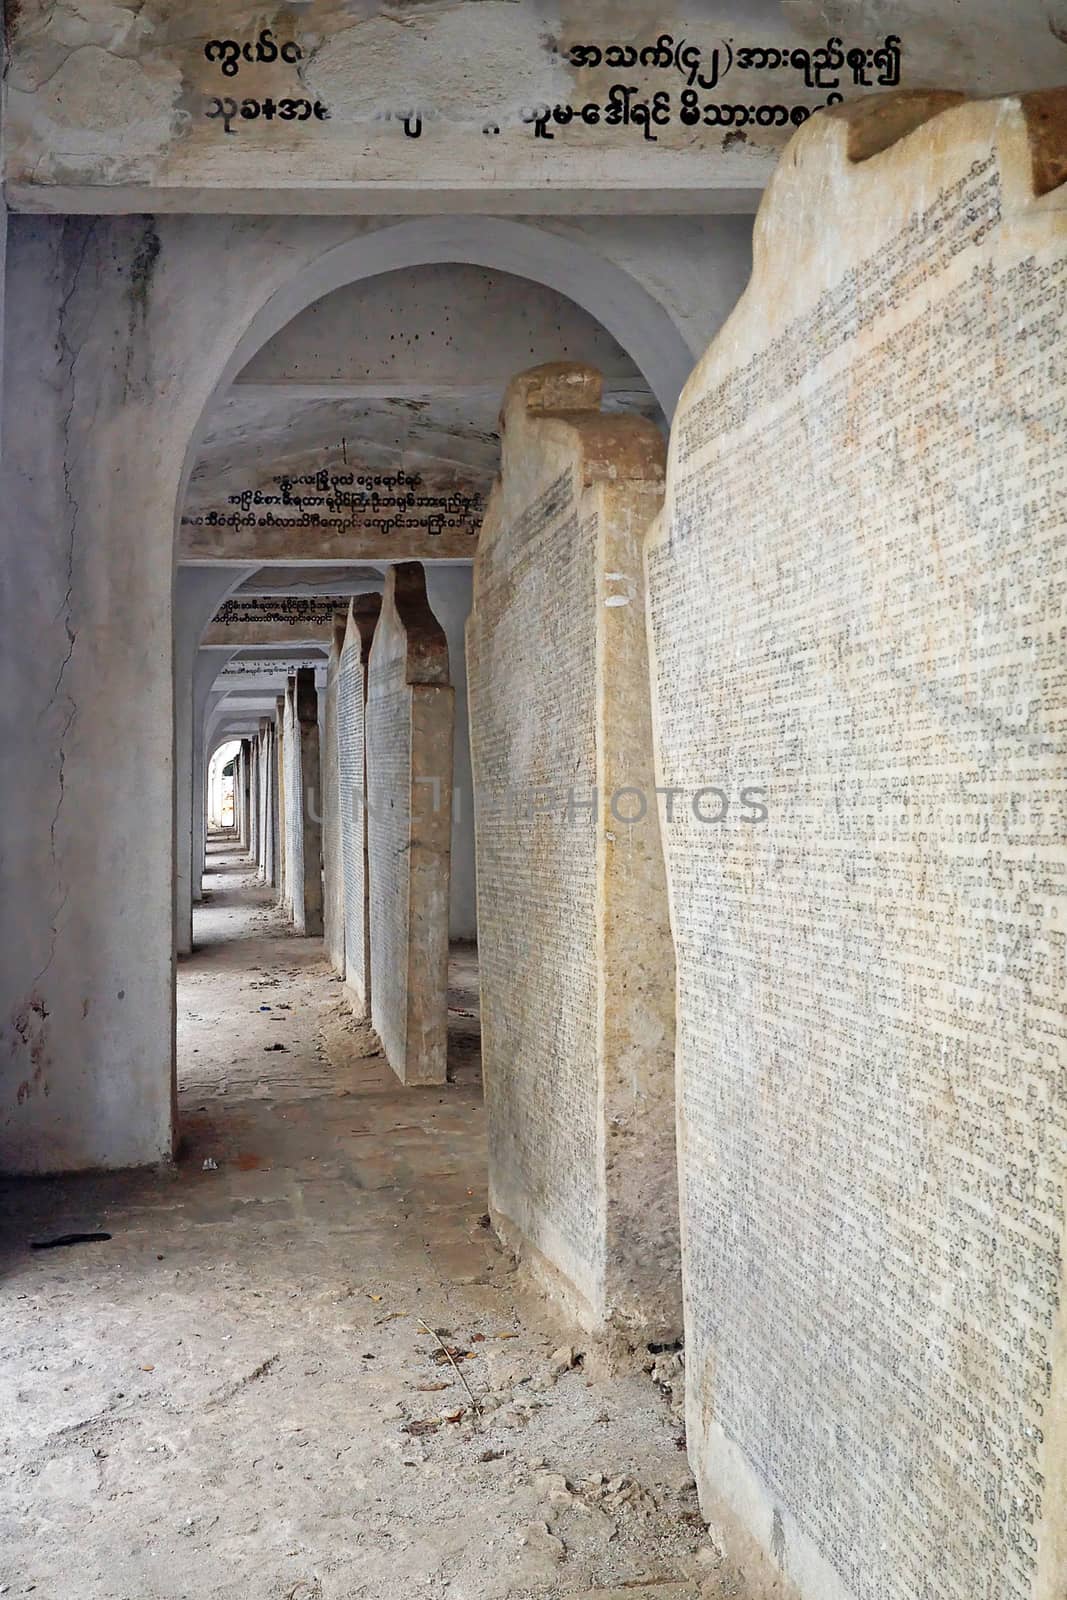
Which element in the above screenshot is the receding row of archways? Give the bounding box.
[174,218,700,1110]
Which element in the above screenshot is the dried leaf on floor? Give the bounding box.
[431,1347,471,1366]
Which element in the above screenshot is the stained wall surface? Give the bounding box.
[366,565,453,1084]
[645,91,1067,1600]
[468,363,678,1337]
[336,596,382,1015]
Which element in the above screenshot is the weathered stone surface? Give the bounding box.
[294,667,323,937]
[274,693,288,908]
[468,362,677,1338]
[1,3,995,214]
[256,718,275,886]
[322,614,349,976]
[645,91,1067,1600]
[336,596,382,1016]
[366,564,453,1085]
[281,679,302,924]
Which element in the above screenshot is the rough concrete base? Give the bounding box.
[491,1206,602,1338]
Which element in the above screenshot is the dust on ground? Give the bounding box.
[0,846,759,1600]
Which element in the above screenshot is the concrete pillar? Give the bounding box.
[197,687,229,895]
[232,744,242,842]
[0,219,178,1172]
[295,667,324,937]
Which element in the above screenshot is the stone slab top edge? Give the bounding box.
[647,85,1067,521]
[340,593,384,672]
[752,86,1067,290]
[498,361,667,490]
[824,86,1067,197]
[380,562,450,688]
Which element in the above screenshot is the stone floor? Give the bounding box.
[0,847,760,1600]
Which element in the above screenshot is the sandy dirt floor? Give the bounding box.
[0,845,762,1600]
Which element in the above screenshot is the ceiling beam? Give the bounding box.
[227,379,654,406]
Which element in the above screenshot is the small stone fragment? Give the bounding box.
[533,1471,571,1500]
[515,1521,565,1561]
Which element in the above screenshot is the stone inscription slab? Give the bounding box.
[366,564,453,1086]
[337,642,363,993]
[336,598,381,1015]
[468,363,677,1336]
[281,679,304,927]
[322,619,348,976]
[645,92,1067,1600]
[471,457,601,1309]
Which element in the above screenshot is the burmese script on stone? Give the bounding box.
[645,90,1067,1600]
[2,3,964,212]
[366,563,454,1086]
[322,613,350,982]
[337,597,382,1016]
[468,362,679,1338]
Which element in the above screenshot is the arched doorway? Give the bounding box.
[172,221,695,1148]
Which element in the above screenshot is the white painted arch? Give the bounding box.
[175,216,697,536]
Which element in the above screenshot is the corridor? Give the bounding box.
[0,850,729,1600]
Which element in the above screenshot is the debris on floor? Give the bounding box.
[0,850,755,1600]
